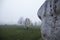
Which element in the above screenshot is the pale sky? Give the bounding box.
[0,0,46,24]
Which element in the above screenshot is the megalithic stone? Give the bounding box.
[37,0,60,40]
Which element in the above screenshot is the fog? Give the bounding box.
[0,0,46,24]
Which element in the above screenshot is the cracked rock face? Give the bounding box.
[37,0,60,40]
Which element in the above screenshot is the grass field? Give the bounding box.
[0,25,41,40]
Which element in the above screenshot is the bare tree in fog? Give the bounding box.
[18,17,24,25]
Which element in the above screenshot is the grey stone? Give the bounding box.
[37,0,60,40]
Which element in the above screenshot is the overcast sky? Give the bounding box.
[0,0,46,24]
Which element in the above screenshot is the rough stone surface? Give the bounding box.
[37,0,60,40]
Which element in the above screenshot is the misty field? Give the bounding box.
[0,25,41,40]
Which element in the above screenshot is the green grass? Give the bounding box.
[0,25,41,40]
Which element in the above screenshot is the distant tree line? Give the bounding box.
[18,17,41,29]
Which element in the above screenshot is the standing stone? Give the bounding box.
[37,0,60,40]
[24,18,31,29]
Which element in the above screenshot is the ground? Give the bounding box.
[0,25,41,40]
